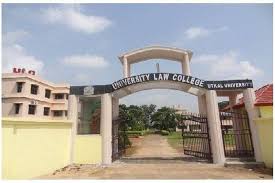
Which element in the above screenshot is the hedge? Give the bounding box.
[126,130,145,137]
[160,130,169,136]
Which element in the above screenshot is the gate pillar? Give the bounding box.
[68,95,78,164]
[198,94,207,115]
[229,94,245,152]
[101,93,113,165]
[205,90,225,164]
[243,88,263,162]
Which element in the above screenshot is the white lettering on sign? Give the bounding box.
[111,73,206,90]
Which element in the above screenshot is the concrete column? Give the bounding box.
[101,93,113,165]
[182,53,191,75]
[229,94,238,109]
[123,57,130,78]
[112,98,119,120]
[205,90,225,164]
[198,94,207,115]
[243,88,262,162]
[229,94,244,151]
[68,95,78,164]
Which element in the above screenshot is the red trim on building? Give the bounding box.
[222,84,273,111]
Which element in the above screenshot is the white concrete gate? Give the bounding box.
[69,46,262,166]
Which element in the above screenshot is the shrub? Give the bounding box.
[126,130,145,137]
[160,130,169,136]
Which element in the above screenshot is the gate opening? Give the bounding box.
[220,111,254,158]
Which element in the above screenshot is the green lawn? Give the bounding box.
[166,131,183,151]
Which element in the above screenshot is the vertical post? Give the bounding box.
[229,94,244,153]
[68,95,78,164]
[205,90,225,164]
[243,88,262,162]
[101,93,113,165]
[229,94,238,109]
[182,53,191,75]
[123,57,130,78]
[112,98,119,120]
[198,94,207,115]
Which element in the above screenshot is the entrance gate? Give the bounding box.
[70,46,260,165]
[220,111,254,158]
[179,113,212,162]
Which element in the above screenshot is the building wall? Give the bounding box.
[254,106,273,168]
[259,106,272,118]
[2,73,69,119]
[255,118,273,168]
[73,135,102,164]
[2,118,72,179]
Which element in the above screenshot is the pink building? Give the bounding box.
[2,71,70,119]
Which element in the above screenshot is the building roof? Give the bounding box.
[2,73,70,89]
[118,46,193,64]
[223,84,273,110]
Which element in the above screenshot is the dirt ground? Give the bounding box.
[125,134,182,157]
[39,162,272,179]
[39,134,273,180]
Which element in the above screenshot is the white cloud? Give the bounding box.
[192,51,263,79]
[42,5,112,34]
[2,31,44,73]
[62,54,109,68]
[3,30,29,45]
[184,26,228,39]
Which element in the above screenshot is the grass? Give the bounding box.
[166,131,183,151]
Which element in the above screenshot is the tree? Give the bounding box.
[151,107,177,131]
[218,101,229,110]
[119,104,146,131]
[140,104,156,129]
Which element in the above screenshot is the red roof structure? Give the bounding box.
[222,84,273,110]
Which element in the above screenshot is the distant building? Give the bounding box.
[171,104,188,115]
[2,70,70,119]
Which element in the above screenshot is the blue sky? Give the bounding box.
[2,3,273,112]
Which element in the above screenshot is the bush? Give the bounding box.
[160,130,169,136]
[126,130,145,137]
[119,133,132,147]
[168,128,176,132]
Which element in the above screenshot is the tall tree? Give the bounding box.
[151,107,177,131]
[140,104,156,129]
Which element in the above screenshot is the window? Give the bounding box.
[64,110,68,116]
[45,89,51,99]
[44,107,50,116]
[16,82,24,93]
[54,94,64,99]
[53,110,63,117]
[66,94,69,100]
[28,105,36,115]
[78,98,101,135]
[14,103,21,114]
[30,84,39,95]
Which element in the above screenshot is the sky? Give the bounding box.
[2,3,273,112]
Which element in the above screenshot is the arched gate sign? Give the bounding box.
[70,73,253,95]
[69,46,261,165]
